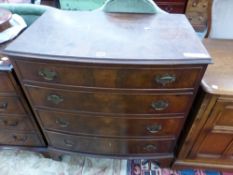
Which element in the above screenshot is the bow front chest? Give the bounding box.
[3,10,211,166]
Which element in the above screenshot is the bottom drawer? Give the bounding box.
[0,131,43,146]
[45,131,175,156]
[48,146,173,167]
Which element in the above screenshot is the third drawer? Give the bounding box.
[36,109,184,138]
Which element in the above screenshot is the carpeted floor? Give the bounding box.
[0,149,126,175]
[0,149,232,175]
[127,159,233,175]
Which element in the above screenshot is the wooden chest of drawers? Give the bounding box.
[0,61,45,147]
[3,10,211,166]
[173,39,233,171]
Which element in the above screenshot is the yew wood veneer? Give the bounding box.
[3,9,211,166]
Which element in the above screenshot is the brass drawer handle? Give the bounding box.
[47,94,63,105]
[155,74,176,86]
[0,102,8,110]
[56,118,69,128]
[64,139,74,147]
[0,119,18,127]
[38,68,57,81]
[12,135,28,143]
[143,144,157,152]
[147,124,162,133]
[151,100,169,111]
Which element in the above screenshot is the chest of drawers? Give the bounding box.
[3,10,211,166]
[0,58,45,147]
[173,39,233,171]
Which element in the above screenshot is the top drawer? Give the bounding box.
[15,60,203,90]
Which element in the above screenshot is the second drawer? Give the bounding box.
[37,109,184,138]
[26,85,193,114]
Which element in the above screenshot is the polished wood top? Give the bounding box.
[202,39,233,96]
[3,10,211,65]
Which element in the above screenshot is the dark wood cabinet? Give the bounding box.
[0,70,45,147]
[173,39,233,171]
[188,96,233,160]
[154,0,188,13]
[3,10,211,166]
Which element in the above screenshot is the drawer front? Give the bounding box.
[46,131,175,155]
[26,85,192,114]
[158,4,185,13]
[0,131,43,146]
[0,96,26,115]
[16,60,202,90]
[0,116,35,131]
[0,72,15,93]
[37,110,184,137]
[213,99,233,127]
[194,133,233,158]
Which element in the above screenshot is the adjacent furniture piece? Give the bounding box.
[41,0,58,7]
[57,0,187,13]
[173,39,233,171]
[0,3,53,26]
[154,0,188,14]
[185,0,209,32]
[102,0,166,14]
[58,0,106,10]
[0,57,45,148]
[3,10,211,167]
[206,0,233,39]
[0,0,31,3]
[0,6,47,154]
